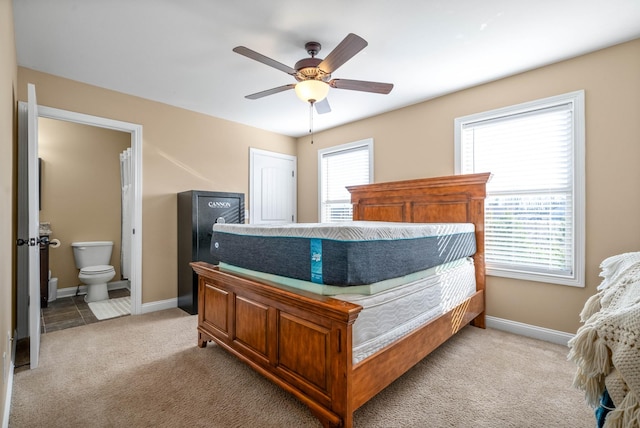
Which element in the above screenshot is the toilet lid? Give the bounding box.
[80,265,114,275]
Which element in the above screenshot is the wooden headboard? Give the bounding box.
[347,172,490,326]
[347,173,490,223]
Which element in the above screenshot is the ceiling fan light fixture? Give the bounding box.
[295,80,329,103]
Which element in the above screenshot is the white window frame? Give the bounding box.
[318,138,374,222]
[454,91,585,287]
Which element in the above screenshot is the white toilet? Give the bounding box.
[71,241,116,302]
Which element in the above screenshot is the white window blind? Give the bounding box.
[455,91,585,287]
[319,139,373,222]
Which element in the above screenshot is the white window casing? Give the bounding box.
[318,139,374,223]
[455,91,585,287]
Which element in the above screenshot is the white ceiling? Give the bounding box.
[13,0,640,138]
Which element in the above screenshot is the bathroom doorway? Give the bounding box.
[36,106,143,315]
[39,118,129,300]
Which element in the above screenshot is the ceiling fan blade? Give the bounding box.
[315,98,331,114]
[318,33,368,74]
[245,84,296,100]
[233,46,297,75]
[329,79,394,94]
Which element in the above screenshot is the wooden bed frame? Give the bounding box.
[191,172,490,427]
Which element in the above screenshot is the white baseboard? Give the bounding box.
[2,359,13,428]
[55,284,177,316]
[485,316,575,347]
[140,298,178,314]
[2,331,16,428]
[2,363,13,428]
[55,280,130,299]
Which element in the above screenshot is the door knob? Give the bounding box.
[16,236,49,246]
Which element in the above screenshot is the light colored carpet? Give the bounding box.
[87,296,130,320]
[9,309,594,427]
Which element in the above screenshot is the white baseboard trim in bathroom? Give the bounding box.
[55,284,177,316]
[56,280,130,299]
[108,280,131,291]
[56,286,83,299]
[485,316,575,347]
[140,298,178,315]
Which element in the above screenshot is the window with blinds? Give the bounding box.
[455,91,585,287]
[318,139,373,223]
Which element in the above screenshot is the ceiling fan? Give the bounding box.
[233,33,394,114]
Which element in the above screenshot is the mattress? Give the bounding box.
[210,221,476,285]
[335,257,476,364]
[219,256,477,365]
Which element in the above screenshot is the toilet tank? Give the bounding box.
[71,241,114,269]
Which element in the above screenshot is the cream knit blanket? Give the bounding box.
[568,252,640,428]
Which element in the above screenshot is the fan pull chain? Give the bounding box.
[309,102,314,144]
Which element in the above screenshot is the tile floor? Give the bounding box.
[41,287,131,333]
[14,288,131,372]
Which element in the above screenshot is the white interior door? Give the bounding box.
[27,83,41,369]
[249,148,296,224]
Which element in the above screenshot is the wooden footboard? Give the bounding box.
[191,262,362,427]
[192,261,484,427]
[191,173,490,427]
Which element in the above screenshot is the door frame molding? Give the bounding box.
[21,104,144,315]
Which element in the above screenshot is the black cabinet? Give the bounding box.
[177,190,244,314]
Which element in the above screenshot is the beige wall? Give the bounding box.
[18,68,297,303]
[39,118,131,290]
[296,38,640,334]
[1,0,17,421]
[11,26,639,336]
[3,0,635,419]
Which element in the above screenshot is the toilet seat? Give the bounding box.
[80,265,115,275]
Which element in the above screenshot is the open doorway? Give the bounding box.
[37,106,143,315]
[16,99,142,370]
[39,118,130,319]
